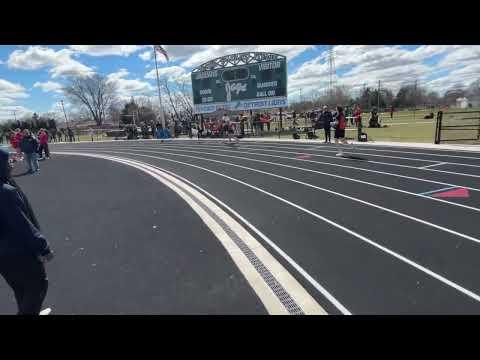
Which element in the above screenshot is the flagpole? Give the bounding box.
[153,46,166,129]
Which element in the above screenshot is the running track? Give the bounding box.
[2,139,480,314]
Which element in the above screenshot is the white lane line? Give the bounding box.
[123,157,350,315]
[268,141,480,161]
[231,138,480,160]
[180,142,480,178]
[260,144,441,163]
[84,146,480,245]
[54,151,331,315]
[381,121,435,126]
[420,162,449,169]
[138,144,480,214]
[113,143,480,193]
[419,186,459,196]
[55,149,480,306]
[232,143,480,172]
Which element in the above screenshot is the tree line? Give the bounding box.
[2,75,479,133]
[0,113,58,137]
[289,79,480,113]
[63,74,194,128]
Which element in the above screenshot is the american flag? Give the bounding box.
[154,45,169,61]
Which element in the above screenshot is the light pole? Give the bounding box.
[153,46,166,129]
[60,100,69,128]
[377,80,381,111]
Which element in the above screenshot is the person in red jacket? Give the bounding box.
[11,129,24,162]
[334,106,348,156]
[38,129,50,160]
[353,105,362,127]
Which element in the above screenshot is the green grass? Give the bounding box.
[260,123,435,143]
[263,109,480,143]
[65,109,478,144]
[63,134,113,142]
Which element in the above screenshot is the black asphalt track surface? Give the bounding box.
[0,155,266,314]
[2,138,480,314]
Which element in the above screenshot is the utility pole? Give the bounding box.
[328,45,336,97]
[414,79,418,122]
[377,80,381,111]
[153,46,166,130]
[362,83,367,109]
[300,88,303,103]
[12,110,17,122]
[60,100,69,128]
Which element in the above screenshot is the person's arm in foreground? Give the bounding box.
[0,189,53,261]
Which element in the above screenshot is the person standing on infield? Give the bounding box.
[11,129,24,162]
[67,127,74,142]
[221,113,230,141]
[38,129,50,160]
[0,148,54,315]
[88,128,95,142]
[334,106,349,156]
[20,130,40,174]
[320,105,333,143]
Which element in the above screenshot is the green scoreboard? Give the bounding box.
[191,52,288,114]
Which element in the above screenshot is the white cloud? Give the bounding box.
[0,97,15,105]
[69,45,147,57]
[106,68,154,99]
[180,45,312,68]
[424,61,480,94]
[139,51,152,61]
[437,45,480,68]
[33,81,63,93]
[0,105,33,122]
[164,45,210,60]
[0,77,31,122]
[7,46,94,78]
[106,68,130,82]
[145,65,189,83]
[286,45,477,98]
[0,78,29,98]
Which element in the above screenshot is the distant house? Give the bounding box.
[456,97,469,109]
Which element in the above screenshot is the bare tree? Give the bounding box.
[63,74,118,126]
[107,103,122,126]
[175,81,195,122]
[162,79,182,123]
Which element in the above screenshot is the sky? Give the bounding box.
[0,45,479,122]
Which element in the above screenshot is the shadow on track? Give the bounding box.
[339,154,369,161]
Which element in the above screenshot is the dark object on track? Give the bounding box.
[343,154,368,161]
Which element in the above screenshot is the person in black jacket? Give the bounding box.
[0,148,54,315]
[20,129,40,174]
[67,127,74,142]
[320,105,333,143]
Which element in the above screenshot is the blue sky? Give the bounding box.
[0,45,479,122]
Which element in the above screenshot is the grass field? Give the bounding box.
[265,108,480,143]
[65,108,479,144]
